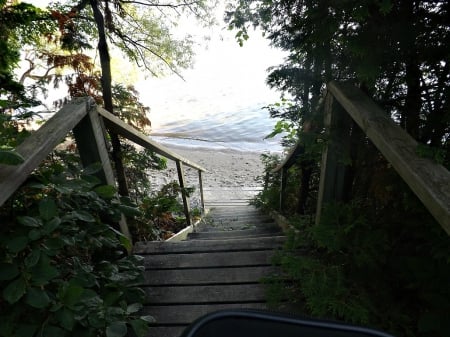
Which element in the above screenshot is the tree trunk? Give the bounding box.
[90,0,129,196]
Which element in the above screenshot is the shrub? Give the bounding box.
[0,159,152,337]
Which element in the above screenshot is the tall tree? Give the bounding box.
[48,0,215,196]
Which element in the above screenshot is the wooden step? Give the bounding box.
[142,303,268,325]
[187,228,280,240]
[135,236,286,254]
[138,204,285,337]
[143,266,279,286]
[144,250,275,269]
[143,283,266,304]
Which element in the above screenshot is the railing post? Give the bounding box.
[73,100,115,186]
[198,170,205,215]
[72,103,132,242]
[176,160,192,227]
[279,166,287,213]
[316,90,352,225]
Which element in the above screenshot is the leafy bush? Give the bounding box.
[0,159,152,337]
[250,153,281,211]
[267,198,450,337]
[131,181,195,241]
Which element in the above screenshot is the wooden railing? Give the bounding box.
[0,97,206,239]
[275,81,450,236]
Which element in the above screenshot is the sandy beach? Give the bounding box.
[150,145,272,207]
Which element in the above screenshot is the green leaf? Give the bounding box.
[17,216,41,227]
[28,229,42,241]
[81,174,101,187]
[129,319,149,337]
[0,263,20,281]
[126,303,142,314]
[15,324,38,337]
[30,255,59,286]
[118,204,141,217]
[108,226,132,251]
[82,162,103,175]
[39,198,58,221]
[7,236,29,253]
[0,150,24,165]
[25,287,51,308]
[55,308,75,331]
[25,249,41,268]
[3,277,27,304]
[41,325,65,337]
[139,315,156,323]
[43,217,61,234]
[71,210,96,222]
[106,322,127,337]
[61,284,84,308]
[94,185,117,199]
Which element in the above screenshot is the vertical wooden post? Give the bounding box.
[316,90,352,225]
[279,166,288,213]
[176,160,192,227]
[73,103,132,242]
[198,170,205,214]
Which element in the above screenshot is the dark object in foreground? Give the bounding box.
[180,309,394,337]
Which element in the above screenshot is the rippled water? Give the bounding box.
[149,104,283,153]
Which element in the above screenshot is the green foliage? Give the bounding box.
[267,199,450,337]
[0,147,24,165]
[0,158,151,337]
[0,1,54,110]
[250,153,281,211]
[132,181,195,241]
[120,142,167,203]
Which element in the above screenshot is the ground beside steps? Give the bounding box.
[133,205,285,337]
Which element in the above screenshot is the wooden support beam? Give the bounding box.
[198,170,205,214]
[279,167,287,213]
[316,90,353,225]
[73,106,115,186]
[176,160,192,227]
[0,97,91,207]
[328,81,450,235]
[73,106,132,243]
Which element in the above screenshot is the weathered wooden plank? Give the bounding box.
[198,170,205,214]
[197,223,277,232]
[187,228,280,240]
[144,250,275,269]
[272,143,304,173]
[73,107,132,242]
[143,266,279,285]
[134,236,286,254]
[176,160,191,227]
[96,106,205,171]
[328,81,450,234]
[73,106,115,186]
[142,303,268,325]
[316,90,353,225]
[144,284,266,304]
[208,215,273,222]
[145,326,187,337]
[0,97,92,207]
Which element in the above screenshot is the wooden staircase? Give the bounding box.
[134,205,285,337]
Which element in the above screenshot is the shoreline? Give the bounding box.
[150,145,281,206]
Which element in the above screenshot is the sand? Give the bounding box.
[150,145,271,207]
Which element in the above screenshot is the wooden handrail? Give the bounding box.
[0,97,92,207]
[0,97,207,231]
[97,107,206,172]
[276,81,450,235]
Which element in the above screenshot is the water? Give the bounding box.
[149,103,283,153]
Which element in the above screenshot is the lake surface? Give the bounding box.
[149,103,283,153]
